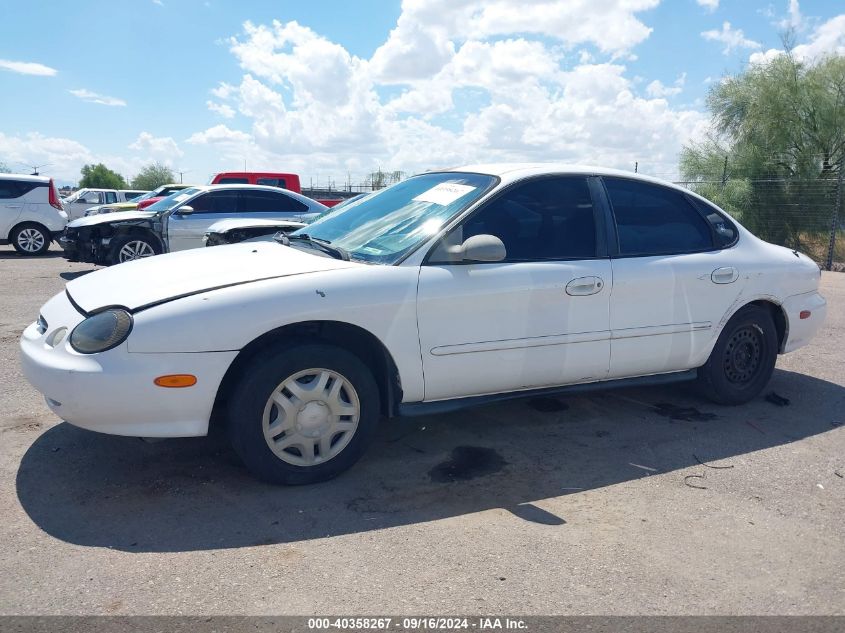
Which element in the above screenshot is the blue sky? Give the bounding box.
[0,0,843,186]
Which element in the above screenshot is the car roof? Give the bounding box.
[442,162,707,202]
[0,173,49,183]
[177,183,326,207]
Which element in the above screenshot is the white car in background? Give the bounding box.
[0,174,67,255]
[62,188,145,221]
[21,165,826,485]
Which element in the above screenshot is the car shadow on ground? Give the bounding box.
[16,368,844,553]
[59,270,96,281]
[0,251,65,260]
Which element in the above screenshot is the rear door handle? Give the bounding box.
[711,267,739,284]
[566,276,604,296]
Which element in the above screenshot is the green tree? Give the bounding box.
[79,163,127,189]
[131,162,175,190]
[680,50,845,249]
[366,168,406,189]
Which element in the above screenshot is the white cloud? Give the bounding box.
[646,72,687,98]
[779,0,803,30]
[207,101,235,118]
[696,0,719,12]
[186,124,252,146]
[210,82,235,99]
[128,132,183,161]
[0,58,57,76]
[68,88,126,106]
[0,132,92,181]
[701,22,762,55]
[152,0,164,6]
[188,17,709,180]
[370,0,659,83]
[750,14,845,64]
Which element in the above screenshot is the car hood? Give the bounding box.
[65,241,358,312]
[207,218,307,233]
[68,210,156,228]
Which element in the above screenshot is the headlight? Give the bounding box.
[69,308,133,354]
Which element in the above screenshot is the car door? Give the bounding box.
[416,176,612,401]
[166,190,239,252]
[238,189,310,220]
[602,177,746,379]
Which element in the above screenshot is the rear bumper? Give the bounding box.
[782,290,827,353]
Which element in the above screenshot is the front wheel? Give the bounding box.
[109,235,159,265]
[697,304,778,405]
[11,223,51,255]
[227,343,381,484]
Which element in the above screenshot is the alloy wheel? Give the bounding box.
[16,228,46,253]
[261,368,361,466]
[118,240,155,262]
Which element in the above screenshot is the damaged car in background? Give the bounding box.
[60,184,326,265]
[203,217,307,247]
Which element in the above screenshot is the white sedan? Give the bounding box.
[20,164,827,484]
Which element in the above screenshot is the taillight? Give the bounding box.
[48,179,63,211]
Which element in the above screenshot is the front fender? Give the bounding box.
[126,266,426,401]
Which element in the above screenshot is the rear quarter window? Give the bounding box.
[688,196,739,248]
[0,180,43,199]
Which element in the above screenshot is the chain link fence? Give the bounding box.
[674,167,844,271]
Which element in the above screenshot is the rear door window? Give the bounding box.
[239,190,308,213]
[217,177,249,184]
[603,178,714,256]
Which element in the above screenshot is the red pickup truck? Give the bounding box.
[210,172,342,207]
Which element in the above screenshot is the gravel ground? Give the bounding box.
[0,244,842,615]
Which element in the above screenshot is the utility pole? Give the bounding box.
[634,162,638,173]
[825,156,843,271]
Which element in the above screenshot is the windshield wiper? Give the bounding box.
[274,232,350,261]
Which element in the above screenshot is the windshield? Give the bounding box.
[131,190,159,202]
[290,172,497,264]
[146,187,200,212]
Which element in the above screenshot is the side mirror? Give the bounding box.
[452,234,506,262]
[176,205,194,216]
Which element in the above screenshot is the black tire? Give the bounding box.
[109,234,160,265]
[10,223,51,256]
[697,304,778,405]
[227,342,380,485]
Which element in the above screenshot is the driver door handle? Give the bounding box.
[566,276,604,296]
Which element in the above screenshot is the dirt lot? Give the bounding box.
[0,244,843,615]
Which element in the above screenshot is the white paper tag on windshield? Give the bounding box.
[413,183,476,206]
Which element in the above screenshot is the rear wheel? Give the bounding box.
[110,235,159,265]
[227,343,380,484]
[11,223,50,255]
[697,304,778,405]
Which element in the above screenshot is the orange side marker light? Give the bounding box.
[154,374,197,388]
